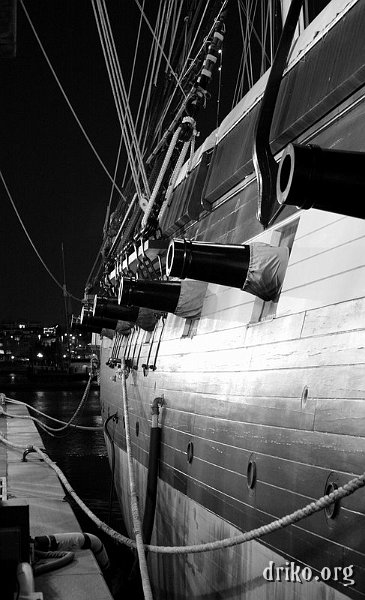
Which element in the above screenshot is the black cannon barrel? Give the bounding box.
[81,305,117,331]
[277,143,365,219]
[70,318,102,335]
[118,277,181,313]
[93,295,139,322]
[166,239,250,289]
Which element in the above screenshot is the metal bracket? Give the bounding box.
[22,446,46,462]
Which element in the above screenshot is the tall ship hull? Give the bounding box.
[82,1,365,597]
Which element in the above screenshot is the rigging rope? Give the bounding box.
[121,0,146,187]
[151,0,169,87]
[149,0,228,151]
[133,0,187,100]
[100,1,148,191]
[158,135,193,225]
[165,1,183,79]
[103,134,123,238]
[0,168,82,303]
[138,0,173,152]
[92,0,150,203]
[141,126,182,229]
[92,1,143,202]
[20,0,126,202]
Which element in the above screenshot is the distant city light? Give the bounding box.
[11,355,15,360]
[63,354,67,358]
[37,352,43,358]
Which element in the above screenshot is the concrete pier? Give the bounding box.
[0,400,114,600]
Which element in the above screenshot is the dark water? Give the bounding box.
[2,374,144,599]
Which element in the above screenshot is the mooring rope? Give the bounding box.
[1,430,364,555]
[0,405,101,434]
[120,363,153,599]
[0,432,136,549]
[3,395,102,432]
[0,375,95,437]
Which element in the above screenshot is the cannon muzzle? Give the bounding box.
[277,143,365,219]
[166,239,250,288]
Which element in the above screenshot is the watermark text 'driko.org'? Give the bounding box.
[263,562,355,587]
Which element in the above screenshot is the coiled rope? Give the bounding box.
[1,411,365,557]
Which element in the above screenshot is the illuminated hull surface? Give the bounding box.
[97,2,365,597]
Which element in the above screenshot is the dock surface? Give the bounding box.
[0,400,113,600]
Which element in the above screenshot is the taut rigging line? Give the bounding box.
[0,168,82,303]
[92,0,150,205]
[20,0,126,204]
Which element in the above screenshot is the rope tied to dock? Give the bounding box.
[1,375,99,437]
[1,409,365,556]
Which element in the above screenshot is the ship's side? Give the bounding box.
[97,1,365,598]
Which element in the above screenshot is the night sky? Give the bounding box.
[0,1,136,325]
[0,1,241,326]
